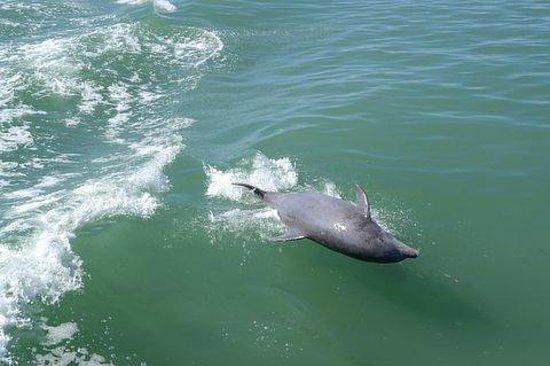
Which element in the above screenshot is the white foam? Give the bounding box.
[106,84,132,141]
[116,0,178,13]
[0,105,44,125]
[139,89,162,103]
[0,69,44,124]
[174,31,224,68]
[0,243,82,361]
[0,20,223,363]
[0,19,20,28]
[41,322,78,346]
[63,118,80,127]
[154,0,177,13]
[18,38,80,96]
[13,192,64,215]
[204,152,300,245]
[205,152,297,201]
[35,346,114,366]
[0,161,21,180]
[116,0,148,4]
[78,83,104,115]
[0,125,33,152]
[33,317,115,365]
[0,21,222,128]
[0,115,194,361]
[92,23,142,55]
[37,176,65,189]
[0,73,22,108]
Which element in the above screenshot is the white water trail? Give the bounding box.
[0,19,223,363]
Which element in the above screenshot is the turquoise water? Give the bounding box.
[1,0,549,364]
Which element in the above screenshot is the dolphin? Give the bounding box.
[233,183,419,263]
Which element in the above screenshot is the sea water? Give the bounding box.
[0,0,549,364]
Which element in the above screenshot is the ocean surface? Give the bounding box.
[0,0,549,364]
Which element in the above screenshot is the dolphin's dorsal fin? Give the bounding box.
[355,184,371,219]
[270,226,306,242]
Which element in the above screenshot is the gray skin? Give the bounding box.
[233,183,419,263]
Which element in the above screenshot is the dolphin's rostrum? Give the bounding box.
[233,183,419,263]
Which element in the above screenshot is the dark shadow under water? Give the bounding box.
[313,242,500,333]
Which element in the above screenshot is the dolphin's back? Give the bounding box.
[272,192,365,237]
[273,192,355,218]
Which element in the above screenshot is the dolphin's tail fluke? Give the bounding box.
[232,183,266,199]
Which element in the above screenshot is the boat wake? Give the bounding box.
[0,7,222,363]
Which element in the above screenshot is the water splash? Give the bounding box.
[205,152,297,201]
[203,152,344,242]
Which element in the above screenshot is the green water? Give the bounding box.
[1,0,549,365]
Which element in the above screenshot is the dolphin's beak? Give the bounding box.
[399,244,419,259]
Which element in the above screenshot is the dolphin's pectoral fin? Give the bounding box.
[269,227,306,242]
[355,184,371,219]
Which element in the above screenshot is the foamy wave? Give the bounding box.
[0,22,222,127]
[0,73,22,108]
[78,82,104,115]
[0,106,44,125]
[0,17,222,363]
[0,125,33,152]
[0,244,82,352]
[0,117,190,362]
[0,71,45,124]
[17,37,80,96]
